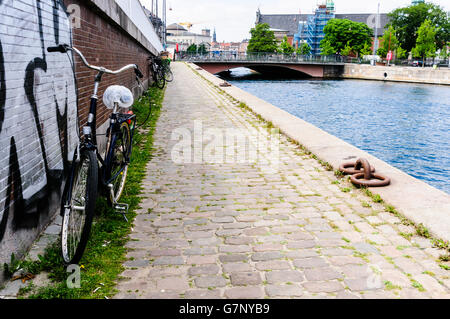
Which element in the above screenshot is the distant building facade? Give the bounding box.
[166,23,212,52]
[210,41,241,54]
[239,39,249,54]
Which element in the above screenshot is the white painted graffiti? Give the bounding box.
[0,0,78,241]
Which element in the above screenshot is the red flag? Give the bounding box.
[387,51,393,61]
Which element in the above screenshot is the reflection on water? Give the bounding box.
[223,68,450,194]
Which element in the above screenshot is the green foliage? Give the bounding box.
[320,40,336,55]
[320,19,373,56]
[412,19,437,60]
[377,47,388,58]
[198,44,207,54]
[247,23,278,53]
[297,42,311,55]
[388,2,449,52]
[416,223,431,238]
[378,26,400,58]
[341,44,353,56]
[279,36,294,55]
[187,44,197,53]
[440,44,449,59]
[360,41,373,57]
[396,46,408,59]
[3,253,21,278]
[377,27,407,60]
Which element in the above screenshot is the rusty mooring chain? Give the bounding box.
[219,81,232,87]
[339,158,391,187]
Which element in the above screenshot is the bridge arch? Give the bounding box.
[194,63,324,78]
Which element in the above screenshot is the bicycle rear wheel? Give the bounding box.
[61,149,98,265]
[108,122,131,204]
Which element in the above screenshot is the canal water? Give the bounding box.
[222,68,450,194]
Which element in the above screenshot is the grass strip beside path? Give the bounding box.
[18,86,165,299]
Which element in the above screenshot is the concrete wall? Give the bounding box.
[342,64,450,85]
[0,0,162,284]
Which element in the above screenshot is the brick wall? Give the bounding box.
[0,0,157,284]
[65,0,152,128]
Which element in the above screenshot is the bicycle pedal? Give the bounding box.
[114,203,129,222]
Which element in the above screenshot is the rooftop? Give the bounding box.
[166,23,188,31]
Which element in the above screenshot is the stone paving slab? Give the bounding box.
[114,62,450,299]
[0,215,62,298]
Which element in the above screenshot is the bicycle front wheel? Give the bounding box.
[164,67,174,82]
[154,69,166,89]
[108,122,131,205]
[61,149,98,265]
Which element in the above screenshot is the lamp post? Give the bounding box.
[162,0,167,49]
[372,2,380,66]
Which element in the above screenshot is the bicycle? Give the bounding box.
[161,58,174,83]
[48,44,146,264]
[149,56,166,89]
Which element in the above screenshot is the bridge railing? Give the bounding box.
[175,52,346,64]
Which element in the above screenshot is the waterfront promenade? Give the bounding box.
[114,62,449,299]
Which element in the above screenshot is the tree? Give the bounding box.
[187,44,197,53]
[377,47,388,58]
[279,36,294,55]
[388,3,449,52]
[320,40,336,55]
[360,42,373,57]
[198,44,207,54]
[247,23,278,53]
[297,42,311,55]
[412,19,437,65]
[377,26,400,58]
[341,44,353,56]
[320,19,373,56]
[440,43,449,59]
[396,47,408,59]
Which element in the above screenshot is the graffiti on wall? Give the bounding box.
[0,0,78,242]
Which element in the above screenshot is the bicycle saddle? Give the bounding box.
[103,85,134,109]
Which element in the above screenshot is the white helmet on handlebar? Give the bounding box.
[103,85,134,109]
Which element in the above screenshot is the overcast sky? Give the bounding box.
[140,0,450,42]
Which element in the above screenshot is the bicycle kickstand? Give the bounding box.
[109,184,129,222]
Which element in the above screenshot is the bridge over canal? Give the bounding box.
[176,53,346,78]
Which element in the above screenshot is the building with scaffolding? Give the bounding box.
[298,1,336,55]
[257,1,389,56]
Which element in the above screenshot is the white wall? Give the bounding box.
[115,0,164,52]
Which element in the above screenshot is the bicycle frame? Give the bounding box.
[48,44,144,203]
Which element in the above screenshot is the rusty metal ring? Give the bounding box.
[350,173,391,187]
[355,158,372,180]
[339,162,375,176]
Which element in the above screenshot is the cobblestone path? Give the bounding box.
[114,62,450,299]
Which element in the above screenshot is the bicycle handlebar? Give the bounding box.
[47,45,68,53]
[47,44,143,77]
